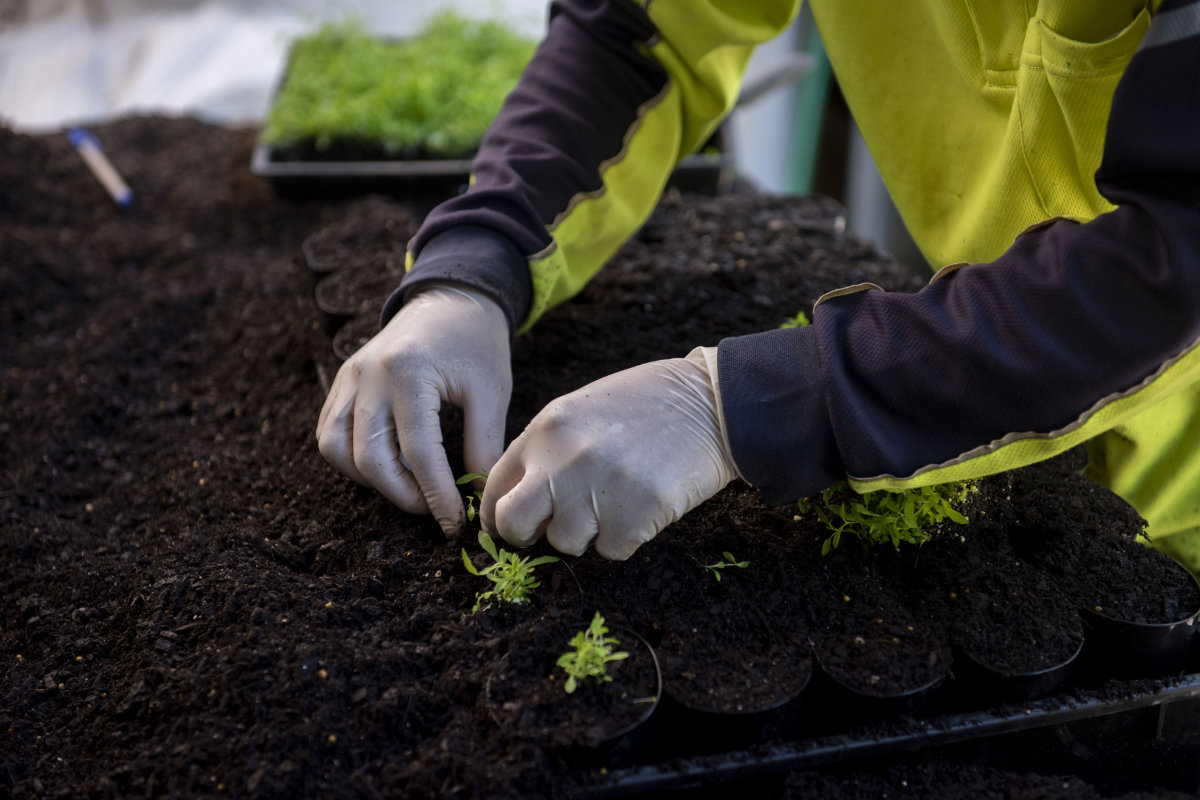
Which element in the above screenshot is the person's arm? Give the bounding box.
[318,0,799,537]
[718,0,1200,504]
[388,0,802,334]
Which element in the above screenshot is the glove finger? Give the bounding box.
[479,439,522,538]
[588,479,664,560]
[315,382,369,487]
[460,385,508,485]
[392,388,464,537]
[316,378,335,434]
[350,396,429,515]
[544,497,599,558]
[594,515,659,561]
[485,463,552,549]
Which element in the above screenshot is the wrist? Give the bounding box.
[386,225,531,335]
[685,345,745,483]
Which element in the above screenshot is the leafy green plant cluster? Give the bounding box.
[556,612,629,694]
[798,481,976,555]
[263,12,536,156]
[701,551,749,581]
[461,530,558,614]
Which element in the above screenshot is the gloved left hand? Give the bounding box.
[480,346,741,560]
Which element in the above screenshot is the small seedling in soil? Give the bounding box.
[700,551,749,581]
[456,472,487,522]
[556,612,629,694]
[461,530,558,614]
[799,481,976,555]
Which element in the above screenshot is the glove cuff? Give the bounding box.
[686,345,746,484]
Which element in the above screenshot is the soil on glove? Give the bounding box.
[2,117,1199,800]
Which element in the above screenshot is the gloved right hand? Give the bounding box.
[316,284,512,538]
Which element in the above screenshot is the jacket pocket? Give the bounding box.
[1014,5,1150,218]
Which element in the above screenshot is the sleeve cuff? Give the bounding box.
[380,225,533,335]
[717,326,843,504]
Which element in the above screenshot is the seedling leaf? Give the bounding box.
[557,612,629,694]
[800,480,976,554]
[461,531,559,614]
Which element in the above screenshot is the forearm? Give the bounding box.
[392,0,800,333]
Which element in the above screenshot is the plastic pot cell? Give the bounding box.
[655,617,813,756]
[945,562,1087,706]
[952,635,1083,708]
[313,268,396,320]
[330,314,378,364]
[1004,466,1200,682]
[812,622,951,726]
[1067,547,1200,682]
[486,616,661,767]
[1075,562,1200,681]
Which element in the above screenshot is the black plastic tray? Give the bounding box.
[574,670,1200,798]
[251,141,734,200]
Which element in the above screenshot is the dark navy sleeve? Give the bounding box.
[381,226,531,336]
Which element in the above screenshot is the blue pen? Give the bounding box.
[68,127,134,207]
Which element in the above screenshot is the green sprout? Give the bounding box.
[461,530,558,614]
[556,612,629,694]
[779,310,811,329]
[701,551,749,581]
[456,471,487,522]
[798,481,976,555]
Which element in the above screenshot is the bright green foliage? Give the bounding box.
[263,12,536,156]
[798,481,976,555]
[702,551,749,581]
[779,310,811,329]
[461,530,558,614]
[556,612,629,694]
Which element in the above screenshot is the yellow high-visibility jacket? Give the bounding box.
[389,0,1200,571]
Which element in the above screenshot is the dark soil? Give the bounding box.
[2,117,1199,800]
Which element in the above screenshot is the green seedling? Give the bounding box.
[701,551,749,581]
[798,481,976,555]
[556,612,629,694]
[461,530,558,614]
[779,310,811,329]
[262,13,535,157]
[456,472,487,522]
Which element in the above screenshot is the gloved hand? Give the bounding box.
[316,284,511,537]
[481,346,741,560]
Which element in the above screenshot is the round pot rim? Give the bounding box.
[485,621,662,747]
[302,230,342,273]
[314,273,362,318]
[662,653,813,718]
[1079,567,1200,632]
[814,643,949,701]
[957,632,1085,681]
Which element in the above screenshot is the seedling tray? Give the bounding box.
[574,669,1200,798]
[252,35,734,200]
[251,140,734,200]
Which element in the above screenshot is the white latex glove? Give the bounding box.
[481,346,741,560]
[316,285,511,537]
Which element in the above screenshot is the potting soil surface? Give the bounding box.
[3,116,1199,799]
